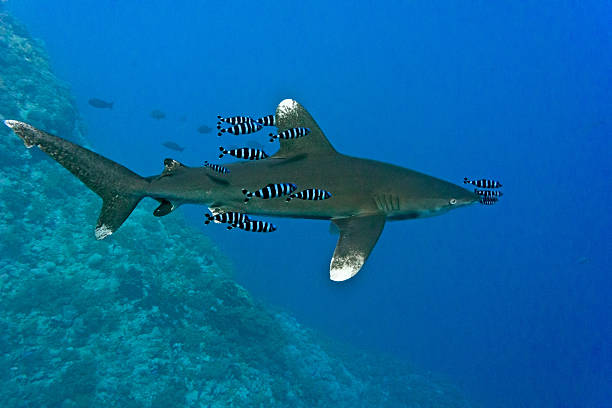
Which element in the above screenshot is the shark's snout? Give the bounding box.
[433,183,479,213]
[451,190,479,208]
[452,190,480,206]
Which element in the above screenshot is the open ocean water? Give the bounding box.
[1,1,610,407]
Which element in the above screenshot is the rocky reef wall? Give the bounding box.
[0,11,475,408]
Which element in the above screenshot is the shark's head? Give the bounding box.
[433,184,479,212]
[421,181,478,216]
[393,174,479,219]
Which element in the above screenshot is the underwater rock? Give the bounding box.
[87,253,104,267]
[0,10,476,408]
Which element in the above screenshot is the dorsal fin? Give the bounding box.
[272,99,337,159]
[162,158,188,176]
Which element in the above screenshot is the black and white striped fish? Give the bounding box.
[203,160,230,174]
[242,183,297,203]
[205,212,251,225]
[479,196,499,205]
[464,177,502,189]
[286,188,332,202]
[474,188,503,197]
[256,114,276,126]
[218,146,269,160]
[227,220,277,232]
[269,127,310,142]
[217,121,263,137]
[216,115,255,126]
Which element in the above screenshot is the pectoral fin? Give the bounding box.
[330,214,386,281]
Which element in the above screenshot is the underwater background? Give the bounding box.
[1,1,610,407]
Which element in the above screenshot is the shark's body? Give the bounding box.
[5,99,478,281]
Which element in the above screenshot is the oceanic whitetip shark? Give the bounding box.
[4,99,479,281]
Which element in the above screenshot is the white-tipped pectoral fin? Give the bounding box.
[329,214,386,282]
[330,251,366,281]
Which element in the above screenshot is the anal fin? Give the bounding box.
[330,214,386,281]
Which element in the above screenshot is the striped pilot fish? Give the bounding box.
[205,212,251,225]
[479,196,499,205]
[242,183,297,203]
[218,146,269,160]
[217,121,263,137]
[256,114,276,126]
[203,160,230,174]
[227,220,277,232]
[216,115,255,126]
[464,177,502,189]
[474,188,503,197]
[269,127,310,142]
[286,188,332,202]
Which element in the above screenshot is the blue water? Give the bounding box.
[7,1,611,406]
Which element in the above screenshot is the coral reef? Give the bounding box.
[0,11,475,408]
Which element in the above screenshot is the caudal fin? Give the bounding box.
[4,120,148,239]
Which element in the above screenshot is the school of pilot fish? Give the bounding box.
[203,113,503,233]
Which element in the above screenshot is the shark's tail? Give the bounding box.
[4,120,149,240]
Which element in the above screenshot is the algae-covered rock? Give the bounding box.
[0,10,476,408]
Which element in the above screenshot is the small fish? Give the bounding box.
[88,98,113,109]
[162,141,184,152]
[205,212,250,225]
[286,188,332,202]
[203,161,230,174]
[479,196,499,205]
[269,127,310,142]
[227,220,277,232]
[219,146,269,160]
[576,256,590,265]
[242,183,297,203]
[474,188,503,197]
[217,121,262,137]
[150,109,166,119]
[256,114,276,126]
[216,115,255,126]
[197,124,212,134]
[464,177,502,189]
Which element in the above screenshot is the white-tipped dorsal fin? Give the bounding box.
[272,99,337,159]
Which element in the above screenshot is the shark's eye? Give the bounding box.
[449,198,457,205]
